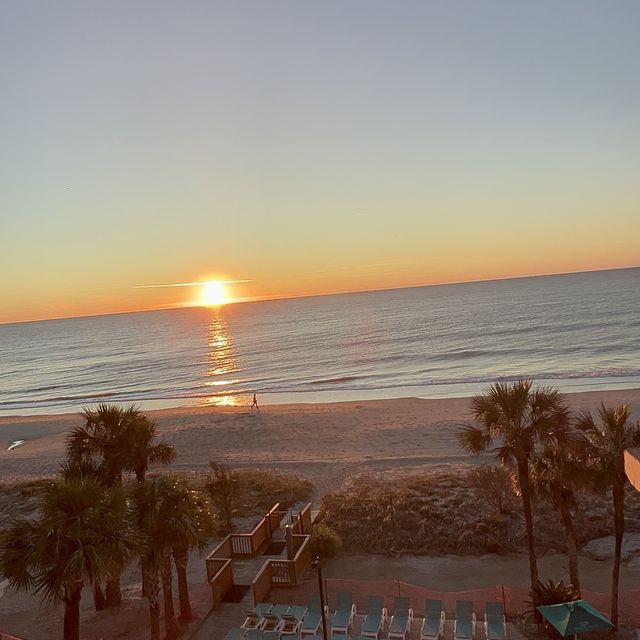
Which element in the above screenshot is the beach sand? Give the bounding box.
[2,388,640,498]
[2,388,640,639]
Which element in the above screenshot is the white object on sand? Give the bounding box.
[7,439,25,451]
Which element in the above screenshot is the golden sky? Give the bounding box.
[2,2,639,323]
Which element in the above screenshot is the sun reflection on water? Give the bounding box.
[201,310,243,407]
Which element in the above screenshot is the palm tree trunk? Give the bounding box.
[161,549,179,639]
[143,563,161,640]
[611,481,625,628]
[63,584,82,640]
[173,545,192,622]
[558,496,581,594]
[517,457,539,590]
[92,580,106,611]
[105,568,122,607]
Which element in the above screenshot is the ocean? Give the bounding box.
[1,268,638,415]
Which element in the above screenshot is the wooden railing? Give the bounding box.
[206,502,315,606]
[251,533,313,605]
[208,558,234,604]
[300,503,312,534]
[252,560,273,605]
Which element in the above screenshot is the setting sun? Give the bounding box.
[201,280,228,306]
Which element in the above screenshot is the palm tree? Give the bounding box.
[132,477,210,639]
[458,380,570,593]
[207,460,238,534]
[132,478,166,640]
[128,415,176,482]
[66,403,175,606]
[530,435,587,594]
[161,479,213,622]
[576,403,640,628]
[0,479,136,640]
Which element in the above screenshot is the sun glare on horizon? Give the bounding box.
[201,280,228,306]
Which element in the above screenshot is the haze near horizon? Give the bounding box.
[2,1,639,323]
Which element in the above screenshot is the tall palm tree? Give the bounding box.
[161,479,213,622]
[132,477,208,639]
[132,478,166,640]
[530,434,587,594]
[459,380,570,593]
[0,479,136,640]
[576,403,640,628]
[66,403,175,606]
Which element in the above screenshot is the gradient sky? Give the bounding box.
[2,1,639,323]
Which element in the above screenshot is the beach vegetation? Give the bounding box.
[234,468,313,513]
[469,465,518,515]
[65,403,175,607]
[530,433,588,595]
[528,578,580,608]
[575,403,640,628]
[458,380,571,593]
[308,523,343,559]
[206,460,239,534]
[0,478,137,640]
[130,475,214,639]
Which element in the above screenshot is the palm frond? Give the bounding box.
[458,424,492,453]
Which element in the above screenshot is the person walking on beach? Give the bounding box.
[251,393,259,410]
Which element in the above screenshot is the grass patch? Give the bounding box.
[321,466,640,556]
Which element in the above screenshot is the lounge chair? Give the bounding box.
[281,635,300,640]
[331,591,357,635]
[262,604,292,631]
[224,629,246,640]
[421,599,445,640]
[301,595,328,639]
[388,597,414,640]
[454,601,476,640]
[360,595,387,638]
[242,604,274,630]
[280,605,308,634]
[485,602,506,640]
[245,631,264,640]
[262,632,280,640]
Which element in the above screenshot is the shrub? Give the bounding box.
[234,469,313,514]
[206,461,239,534]
[529,579,580,608]
[308,523,342,559]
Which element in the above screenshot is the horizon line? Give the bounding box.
[3,264,638,327]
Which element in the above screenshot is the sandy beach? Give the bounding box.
[2,388,640,639]
[2,388,640,498]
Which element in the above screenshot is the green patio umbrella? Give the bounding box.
[537,600,613,637]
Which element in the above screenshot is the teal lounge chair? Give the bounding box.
[485,602,506,640]
[331,591,356,635]
[281,605,308,634]
[262,604,291,631]
[245,631,264,640]
[388,597,413,640]
[421,599,445,640]
[301,595,328,638]
[454,601,476,640]
[225,629,246,640]
[242,604,273,630]
[262,632,280,640]
[360,595,387,638]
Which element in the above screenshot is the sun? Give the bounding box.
[201,280,228,306]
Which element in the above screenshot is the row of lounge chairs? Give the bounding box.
[228,594,506,640]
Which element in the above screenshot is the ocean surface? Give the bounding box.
[1,268,639,415]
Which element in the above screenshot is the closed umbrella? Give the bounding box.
[538,600,613,637]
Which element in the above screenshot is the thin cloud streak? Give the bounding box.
[133,279,253,289]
